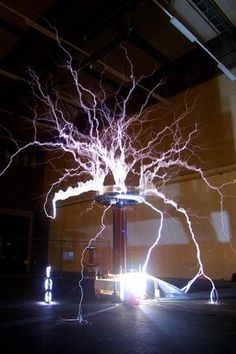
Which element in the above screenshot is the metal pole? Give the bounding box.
[113,207,127,273]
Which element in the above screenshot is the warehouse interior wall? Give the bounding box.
[46,72,236,280]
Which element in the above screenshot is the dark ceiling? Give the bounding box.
[0,0,236,142]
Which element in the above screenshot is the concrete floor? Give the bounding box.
[1,274,236,354]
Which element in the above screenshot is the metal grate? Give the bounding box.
[191,0,233,33]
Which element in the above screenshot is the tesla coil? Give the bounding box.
[95,185,145,274]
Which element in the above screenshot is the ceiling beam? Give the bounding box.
[0,0,170,104]
[128,31,171,66]
[152,0,236,81]
[0,17,23,37]
[75,0,145,45]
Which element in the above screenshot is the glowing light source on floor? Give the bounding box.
[44,265,53,304]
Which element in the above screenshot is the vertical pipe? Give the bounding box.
[113,207,127,273]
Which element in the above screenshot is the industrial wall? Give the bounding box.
[47,72,236,280]
[0,144,49,273]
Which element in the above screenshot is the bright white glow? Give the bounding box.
[38,300,59,306]
[120,272,146,301]
[94,272,187,302]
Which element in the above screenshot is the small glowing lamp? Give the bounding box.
[44,265,53,304]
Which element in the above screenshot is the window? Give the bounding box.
[62,251,74,261]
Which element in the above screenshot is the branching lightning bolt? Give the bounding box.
[1,28,235,323]
[78,204,112,324]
